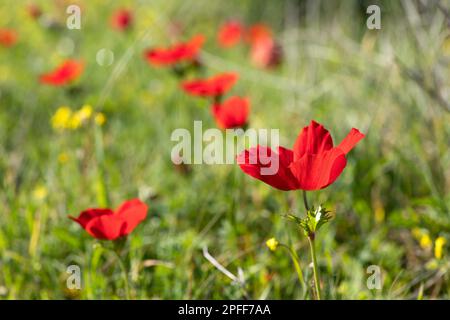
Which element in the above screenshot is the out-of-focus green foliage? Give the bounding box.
[0,0,449,299]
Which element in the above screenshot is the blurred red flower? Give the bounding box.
[181,72,238,98]
[246,23,273,44]
[211,96,249,129]
[40,60,84,86]
[250,37,282,68]
[110,9,133,31]
[237,120,364,191]
[0,29,18,47]
[144,35,205,66]
[246,23,282,68]
[70,199,148,240]
[217,21,243,48]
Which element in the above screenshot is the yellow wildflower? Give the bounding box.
[58,152,69,164]
[412,228,432,250]
[420,234,432,250]
[33,185,48,201]
[78,105,93,120]
[51,106,72,130]
[69,116,81,129]
[266,238,279,251]
[434,237,446,260]
[70,105,93,129]
[94,112,106,126]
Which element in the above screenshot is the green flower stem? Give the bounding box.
[108,246,131,300]
[302,190,309,211]
[308,235,321,300]
[280,244,307,296]
[94,125,109,207]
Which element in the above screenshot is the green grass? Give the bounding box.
[0,0,449,299]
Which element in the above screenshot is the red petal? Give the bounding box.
[111,9,133,31]
[144,34,204,66]
[84,215,125,240]
[293,120,333,161]
[40,60,84,86]
[115,199,148,236]
[246,24,272,45]
[218,21,242,48]
[337,128,365,154]
[211,96,249,129]
[237,146,299,191]
[69,208,113,229]
[182,73,238,97]
[0,29,18,47]
[186,34,205,56]
[289,148,347,190]
[250,37,274,68]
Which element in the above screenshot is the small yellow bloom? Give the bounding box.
[51,106,72,130]
[70,105,93,129]
[266,238,279,251]
[94,112,106,126]
[69,115,81,129]
[420,234,432,250]
[78,105,93,120]
[33,185,48,201]
[434,237,446,260]
[412,228,432,250]
[58,152,69,164]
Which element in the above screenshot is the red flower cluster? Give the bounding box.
[182,73,249,129]
[110,9,133,31]
[70,199,148,240]
[238,120,364,191]
[0,29,18,47]
[143,29,248,129]
[40,60,84,86]
[144,35,205,66]
[217,21,282,68]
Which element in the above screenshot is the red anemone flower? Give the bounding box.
[0,29,18,47]
[250,37,282,68]
[217,21,243,48]
[181,72,238,98]
[144,34,205,66]
[246,23,273,45]
[110,9,133,31]
[39,59,84,86]
[211,96,249,129]
[237,120,365,191]
[69,199,148,240]
[246,24,281,68]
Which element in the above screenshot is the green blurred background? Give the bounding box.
[0,0,449,299]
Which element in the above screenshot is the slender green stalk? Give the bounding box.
[94,125,109,207]
[302,190,309,211]
[109,247,131,300]
[280,244,307,296]
[301,190,322,299]
[308,236,321,300]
